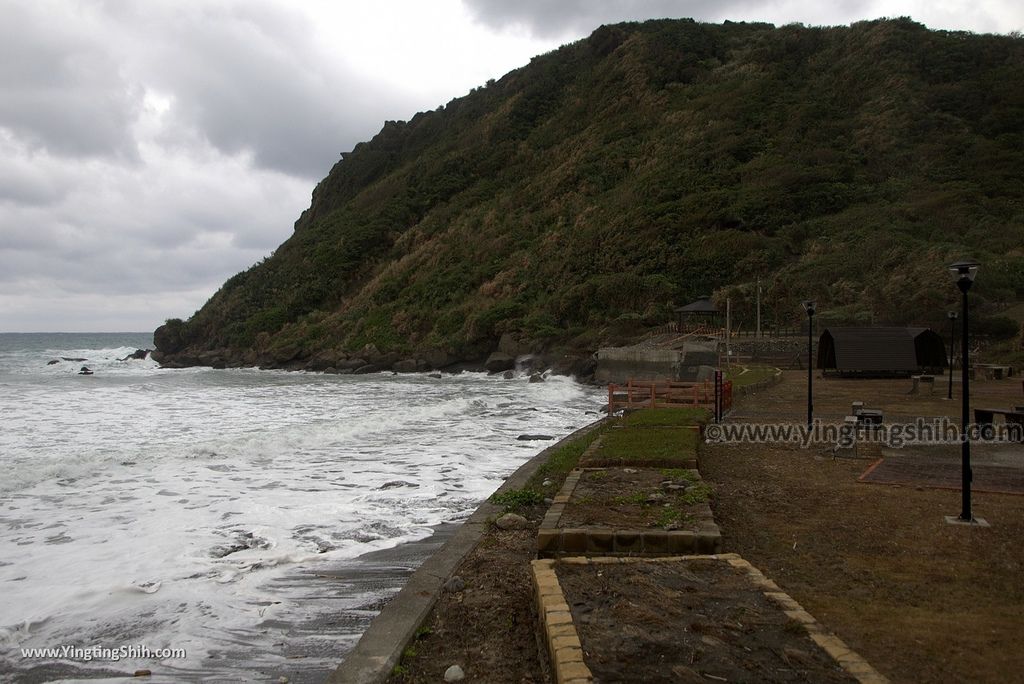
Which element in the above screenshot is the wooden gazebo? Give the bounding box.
[674,297,721,332]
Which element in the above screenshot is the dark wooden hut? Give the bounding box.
[817,327,947,376]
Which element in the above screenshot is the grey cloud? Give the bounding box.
[1,1,403,179]
[0,2,140,160]
[460,0,879,38]
[461,0,727,38]
[122,1,403,179]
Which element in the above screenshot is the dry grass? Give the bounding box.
[703,371,1024,683]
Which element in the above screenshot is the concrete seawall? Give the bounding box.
[328,419,605,684]
[595,345,719,384]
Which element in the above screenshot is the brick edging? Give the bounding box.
[532,554,889,684]
[538,468,721,557]
[531,559,593,683]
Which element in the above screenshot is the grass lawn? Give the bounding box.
[596,425,699,461]
[621,406,710,427]
[730,364,780,388]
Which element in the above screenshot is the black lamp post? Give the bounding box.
[947,311,958,400]
[802,300,816,430]
[950,260,979,523]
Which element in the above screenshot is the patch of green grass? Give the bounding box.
[611,491,651,505]
[656,507,694,528]
[679,481,713,505]
[528,426,605,490]
[622,407,710,427]
[490,487,544,511]
[660,468,696,482]
[597,427,698,461]
[730,365,779,388]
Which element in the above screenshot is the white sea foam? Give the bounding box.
[0,334,602,680]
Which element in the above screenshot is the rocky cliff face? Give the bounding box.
[154,18,1024,372]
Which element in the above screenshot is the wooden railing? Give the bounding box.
[607,379,733,413]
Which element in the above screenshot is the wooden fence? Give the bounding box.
[607,378,733,413]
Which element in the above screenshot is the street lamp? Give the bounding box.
[947,311,958,400]
[802,300,816,430]
[949,260,979,524]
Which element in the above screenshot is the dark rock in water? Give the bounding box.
[78,366,93,375]
[303,354,337,372]
[484,352,515,373]
[517,434,554,441]
[323,367,339,374]
[497,332,528,357]
[119,349,151,361]
[153,321,186,354]
[428,373,443,379]
[353,364,382,374]
[502,370,515,380]
[392,358,419,373]
[210,530,270,558]
[378,480,419,490]
[62,357,87,362]
[47,359,60,365]
[528,372,544,383]
[423,349,453,369]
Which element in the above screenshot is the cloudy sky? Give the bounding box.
[1,1,1020,332]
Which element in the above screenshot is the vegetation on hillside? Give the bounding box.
[159,18,1024,364]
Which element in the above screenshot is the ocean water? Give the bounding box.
[0,333,602,682]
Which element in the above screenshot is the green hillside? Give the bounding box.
[154,18,1024,369]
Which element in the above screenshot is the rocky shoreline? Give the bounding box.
[152,325,598,382]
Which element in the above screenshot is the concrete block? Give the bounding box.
[784,609,815,625]
[614,530,642,553]
[556,661,593,682]
[586,529,615,553]
[553,646,585,664]
[697,531,721,554]
[551,635,582,652]
[642,530,669,554]
[546,611,574,627]
[667,531,697,554]
[561,529,588,554]
[538,530,561,556]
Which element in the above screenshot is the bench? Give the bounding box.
[975,364,1012,380]
[974,408,1024,442]
[910,375,935,394]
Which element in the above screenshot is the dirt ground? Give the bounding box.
[559,467,712,531]
[558,559,853,683]
[388,371,1024,683]
[387,526,550,683]
[702,371,1024,683]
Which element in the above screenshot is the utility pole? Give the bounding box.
[756,277,761,339]
[725,298,731,367]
